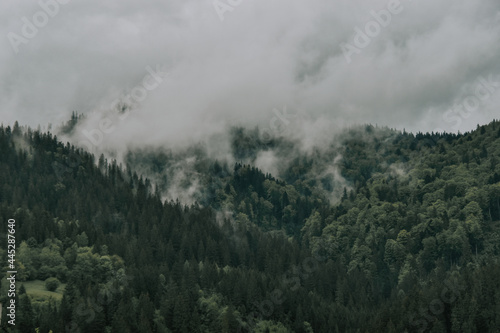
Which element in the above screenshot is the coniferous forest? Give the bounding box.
[0,119,499,332]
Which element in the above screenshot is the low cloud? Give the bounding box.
[1,0,499,148]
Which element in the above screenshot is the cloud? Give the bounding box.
[254,150,279,177]
[1,0,499,145]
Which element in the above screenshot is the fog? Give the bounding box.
[1,0,500,150]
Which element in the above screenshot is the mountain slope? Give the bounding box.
[0,120,499,332]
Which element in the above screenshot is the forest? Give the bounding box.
[0,118,499,332]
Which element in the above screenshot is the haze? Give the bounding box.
[1,0,500,147]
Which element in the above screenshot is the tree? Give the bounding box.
[301,211,322,247]
[18,284,35,332]
[384,239,406,271]
[45,277,61,291]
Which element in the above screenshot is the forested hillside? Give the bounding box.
[1,119,500,332]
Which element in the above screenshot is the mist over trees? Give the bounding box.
[1,119,500,332]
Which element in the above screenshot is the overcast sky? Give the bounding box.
[1,0,500,146]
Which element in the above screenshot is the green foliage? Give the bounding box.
[254,320,289,332]
[1,120,500,332]
[45,277,61,292]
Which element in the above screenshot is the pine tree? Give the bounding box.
[17,284,35,332]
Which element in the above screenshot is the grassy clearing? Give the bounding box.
[20,279,66,303]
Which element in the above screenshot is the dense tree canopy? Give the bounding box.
[0,119,499,332]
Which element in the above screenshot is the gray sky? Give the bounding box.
[1,0,500,145]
